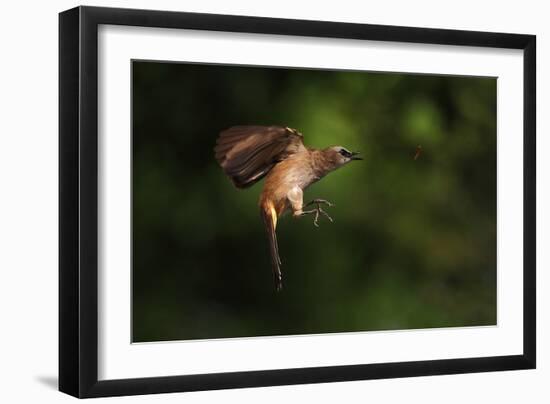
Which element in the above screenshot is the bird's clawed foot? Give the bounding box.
[300,199,334,227]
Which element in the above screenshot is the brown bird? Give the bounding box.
[214,125,361,291]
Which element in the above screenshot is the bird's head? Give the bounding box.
[322,146,362,171]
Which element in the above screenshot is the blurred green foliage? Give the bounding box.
[132,61,496,342]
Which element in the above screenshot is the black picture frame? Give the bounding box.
[59,5,536,398]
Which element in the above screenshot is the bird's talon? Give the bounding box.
[305,198,334,208]
[318,207,333,222]
[300,202,333,227]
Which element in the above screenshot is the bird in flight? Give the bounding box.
[214,125,361,291]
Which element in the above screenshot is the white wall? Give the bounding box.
[0,0,546,402]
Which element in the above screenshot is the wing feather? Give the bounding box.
[214,125,305,188]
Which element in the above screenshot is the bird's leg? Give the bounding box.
[288,188,334,227]
[299,208,320,227]
[300,199,334,227]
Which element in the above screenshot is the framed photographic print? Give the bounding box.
[59,6,536,398]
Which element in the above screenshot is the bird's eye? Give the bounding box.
[339,149,351,157]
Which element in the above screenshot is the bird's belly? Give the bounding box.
[261,159,318,216]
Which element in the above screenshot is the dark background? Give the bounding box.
[132,61,496,342]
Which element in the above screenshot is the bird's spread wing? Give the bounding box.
[214,125,306,188]
[260,202,283,291]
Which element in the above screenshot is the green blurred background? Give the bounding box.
[132,61,496,342]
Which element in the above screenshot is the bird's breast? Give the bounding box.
[277,156,319,188]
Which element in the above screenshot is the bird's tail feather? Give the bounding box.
[261,203,282,291]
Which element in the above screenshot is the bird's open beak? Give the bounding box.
[350,151,363,160]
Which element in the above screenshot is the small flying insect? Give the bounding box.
[413,145,423,160]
